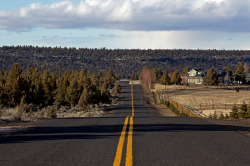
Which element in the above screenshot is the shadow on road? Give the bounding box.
[1,117,250,144]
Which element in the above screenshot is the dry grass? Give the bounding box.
[167,89,250,105]
[0,107,31,121]
[160,88,250,117]
[152,84,186,92]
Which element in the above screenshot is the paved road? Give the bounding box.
[1,81,250,166]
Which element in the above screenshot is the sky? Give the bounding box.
[1,0,250,50]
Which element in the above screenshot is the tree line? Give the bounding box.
[1,46,250,79]
[138,62,249,88]
[0,64,117,111]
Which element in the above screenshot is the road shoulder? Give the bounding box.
[141,84,176,116]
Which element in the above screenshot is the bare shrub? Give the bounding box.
[46,108,57,118]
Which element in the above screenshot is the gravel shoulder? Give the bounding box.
[141,84,176,116]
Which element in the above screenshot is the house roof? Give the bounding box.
[246,73,250,78]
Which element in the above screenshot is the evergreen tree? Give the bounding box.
[238,102,248,118]
[245,103,250,118]
[43,71,56,104]
[105,68,115,87]
[235,63,245,83]
[182,66,190,75]
[78,89,89,111]
[54,77,70,104]
[114,83,121,95]
[19,95,27,112]
[4,64,26,105]
[230,104,239,119]
[151,68,157,82]
[203,68,218,86]
[0,84,6,105]
[161,70,171,89]
[171,71,182,85]
[219,113,224,119]
[65,79,81,106]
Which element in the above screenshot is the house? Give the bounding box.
[246,73,250,83]
[181,68,236,85]
[214,68,236,83]
[182,69,206,84]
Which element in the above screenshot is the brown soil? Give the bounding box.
[141,84,176,117]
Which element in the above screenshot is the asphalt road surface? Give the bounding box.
[1,81,250,166]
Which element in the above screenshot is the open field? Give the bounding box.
[155,84,250,117]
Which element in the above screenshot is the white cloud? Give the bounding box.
[0,0,250,31]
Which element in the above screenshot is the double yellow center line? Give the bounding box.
[113,84,134,166]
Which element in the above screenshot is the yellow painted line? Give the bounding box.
[126,84,134,166]
[113,116,129,166]
[126,116,133,166]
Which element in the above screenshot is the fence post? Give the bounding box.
[212,104,214,109]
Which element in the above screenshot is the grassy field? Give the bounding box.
[154,83,250,116]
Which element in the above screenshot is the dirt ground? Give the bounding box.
[141,84,176,117]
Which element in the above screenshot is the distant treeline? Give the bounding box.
[1,46,250,78]
[0,63,117,110]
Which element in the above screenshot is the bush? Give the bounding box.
[114,83,121,95]
[40,110,44,117]
[219,113,224,119]
[229,104,238,119]
[160,101,188,116]
[47,108,57,118]
[151,92,157,104]
[224,113,229,119]
[213,111,218,119]
[208,113,212,118]
[160,100,170,107]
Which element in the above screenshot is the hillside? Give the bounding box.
[1,46,250,78]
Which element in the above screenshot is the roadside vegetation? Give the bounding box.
[207,103,250,119]
[160,100,189,117]
[0,63,121,121]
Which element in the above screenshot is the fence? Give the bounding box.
[157,85,250,94]
[199,104,241,110]
[167,100,201,118]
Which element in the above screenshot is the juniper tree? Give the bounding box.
[238,102,248,118]
[78,88,91,111]
[105,68,115,88]
[219,113,224,119]
[203,68,218,86]
[65,79,81,106]
[43,71,56,104]
[230,104,239,119]
[171,71,182,85]
[4,64,27,105]
[54,77,70,104]
[114,83,121,95]
[161,70,171,89]
[235,63,245,83]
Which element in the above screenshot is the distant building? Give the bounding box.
[181,68,236,85]
[246,73,250,83]
[185,69,206,84]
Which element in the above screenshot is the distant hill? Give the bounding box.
[1,46,250,78]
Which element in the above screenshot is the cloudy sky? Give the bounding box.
[1,0,250,49]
